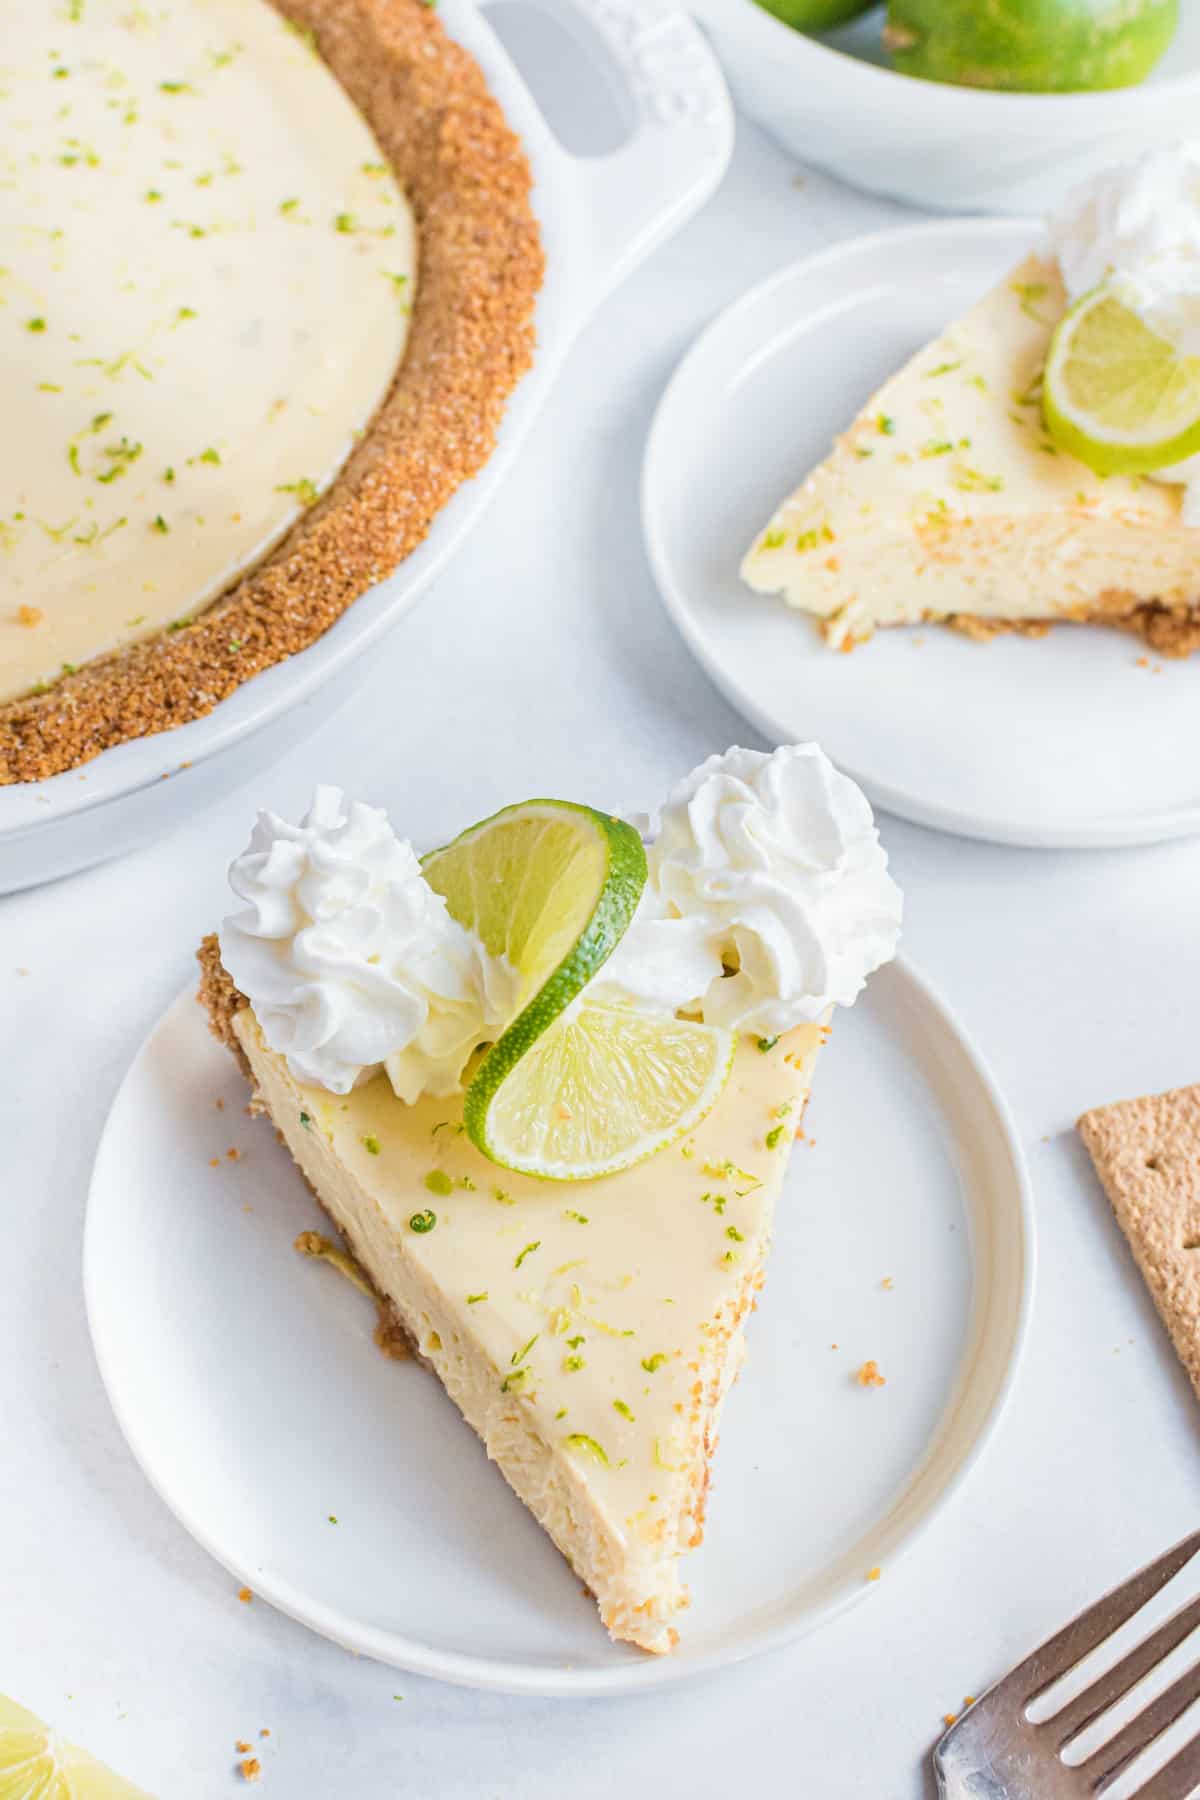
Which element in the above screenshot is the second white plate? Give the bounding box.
[84,960,1031,1696]
[643,219,1200,850]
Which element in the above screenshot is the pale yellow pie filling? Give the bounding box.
[0,0,415,703]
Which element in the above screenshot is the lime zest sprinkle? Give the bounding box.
[554,1408,567,1421]
[276,477,319,508]
[641,1353,667,1373]
[510,1333,539,1368]
[613,1400,635,1421]
[362,1134,381,1156]
[726,1225,745,1242]
[564,1433,608,1465]
[765,1125,785,1150]
[466,1292,488,1305]
[152,514,168,533]
[877,415,896,435]
[492,1186,514,1205]
[926,360,961,377]
[26,317,47,333]
[424,1169,453,1196]
[564,1210,589,1224]
[952,465,1005,494]
[514,1240,541,1269]
[408,1209,437,1234]
[566,1335,585,1349]
[1011,279,1050,322]
[564,1354,585,1372]
[756,1035,779,1054]
[760,529,786,550]
[299,1112,312,1129]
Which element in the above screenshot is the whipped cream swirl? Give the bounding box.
[1051,144,1200,517]
[219,786,516,1100]
[598,744,902,1035]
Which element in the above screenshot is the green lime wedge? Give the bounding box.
[1042,284,1200,476]
[423,799,733,1181]
[423,798,646,1016]
[471,1000,735,1183]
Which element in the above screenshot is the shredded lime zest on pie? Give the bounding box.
[1043,284,1200,474]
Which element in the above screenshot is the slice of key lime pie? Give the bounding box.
[0,0,541,782]
[197,746,901,1652]
[743,147,1200,654]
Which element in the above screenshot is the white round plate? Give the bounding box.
[642,218,1200,850]
[85,960,1032,1697]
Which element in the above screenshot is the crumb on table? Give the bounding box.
[855,1359,886,1388]
[239,1758,261,1783]
[237,1586,252,1604]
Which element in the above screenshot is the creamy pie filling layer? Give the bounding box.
[0,0,413,704]
[228,998,824,1652]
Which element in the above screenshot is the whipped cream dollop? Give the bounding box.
[1051,144,1200,516]
[219,786,516,1101]
[597,744,902,1035]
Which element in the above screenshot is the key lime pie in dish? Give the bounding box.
[0,0,541,783]
[743,147,1200,654]
[197,745,902,1652]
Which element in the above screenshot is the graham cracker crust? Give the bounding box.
[947,597,1200,656]
[0,0,543,784]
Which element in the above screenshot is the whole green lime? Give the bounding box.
[754,0,876,33]
[883,0,1179,90]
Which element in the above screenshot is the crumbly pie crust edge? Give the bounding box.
[0,0,543,784]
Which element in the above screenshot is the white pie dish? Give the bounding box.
[689,0,1200,215]
[0,0,733,895]
[642,216,1200,851]
[84,958,1033,1697]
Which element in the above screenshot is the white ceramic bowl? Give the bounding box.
[690,0,1200,215]
[0,0,733,894]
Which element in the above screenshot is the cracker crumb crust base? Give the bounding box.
[0,0,543,784]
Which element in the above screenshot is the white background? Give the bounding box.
[3,105,1200,1799]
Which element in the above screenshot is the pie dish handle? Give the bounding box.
[523,0,735,304]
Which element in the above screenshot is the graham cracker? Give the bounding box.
[1078,1085,1200,1398]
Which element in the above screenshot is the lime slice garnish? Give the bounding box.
[423,798,733,1180]
[470,1000,735,1182]
[1043,284,1200,476]
[422,798,647,1015]
[0,1694,152,1799]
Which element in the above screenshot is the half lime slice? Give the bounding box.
[473,1000,735,1182]
[1043,284,1200,476]
[0,1692,153,1799]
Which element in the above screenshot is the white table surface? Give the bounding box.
[3,106,1199,1800]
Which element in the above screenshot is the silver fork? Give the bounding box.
[934,1531,1200,1799]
